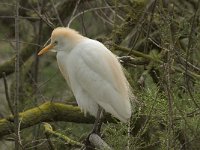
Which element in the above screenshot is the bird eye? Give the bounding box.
[54,41,58,45]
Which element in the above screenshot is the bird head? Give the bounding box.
[38,27,85,55]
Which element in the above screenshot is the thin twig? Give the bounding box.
[23,139,47,148]
[144,0,157,54]
[67,5,127,27]
[34,0,45,103]
[185,0,200,109]
[166,2,176,148]
[50,0,64,26]
[104,0,125,21]
[32,0,45,146]
[67,0,81,27]
[14,0,20,149]
[0,39,42,47]
[148,37,200,73]
[18,119,25,149]
[45,133,56,150]
[43,122,83,147]
[2,72,14,115]
[0,16,57,20]
[92,8,113,26]
[31,5,55,28]
[25,140,47,149]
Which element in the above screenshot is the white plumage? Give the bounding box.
[38,27,132,122]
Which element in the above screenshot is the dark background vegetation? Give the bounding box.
[0,0,200,149]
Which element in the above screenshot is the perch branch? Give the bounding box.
[0,102,114,138]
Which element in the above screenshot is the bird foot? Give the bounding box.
[83,106,104,149]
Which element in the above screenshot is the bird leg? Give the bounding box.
[84,106,104,149]
[92,105,104,134]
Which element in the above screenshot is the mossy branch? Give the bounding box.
[113,44,200,79]
[0,102,114,138]
[43,122,83,147]
[113,43,158,62]
[43,123,113,149]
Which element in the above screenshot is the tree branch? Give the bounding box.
[112,44,200,79]
[0,41,38,79]
[43,122,83,147]
[89,133,113,150]
[0,102,114,138]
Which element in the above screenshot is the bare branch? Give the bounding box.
[14,0,20,149]
[50,0,64,26]
[67,0,81,27]
[89,133,112,150]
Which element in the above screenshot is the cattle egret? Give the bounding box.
[38,27,132,123]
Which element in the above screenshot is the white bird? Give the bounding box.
[38,27,132,123]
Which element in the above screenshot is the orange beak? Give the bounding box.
[38,44,54,56]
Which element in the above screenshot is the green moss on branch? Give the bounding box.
[43,122,83,147]
[0,102,100,138]
[113,44,200,79]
